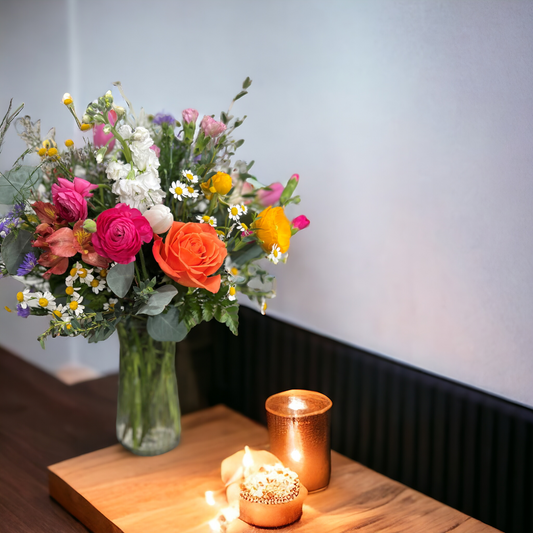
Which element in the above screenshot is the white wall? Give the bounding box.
[1,1,533,406]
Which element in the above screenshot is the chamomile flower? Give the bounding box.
[228,204,242,221]
[196,215,217,227]
[103,298,118,311]
[237,221,250,233]
[227,285,237,301]
[261,300,267,315]
[52,304,71,322]
[170,181,187,201]
[182,169,198,183]
[185,185,199,199]
[268,244,282,265]
[29,291,57,312]
[68,293,85,316]
[239,203,248,215]
[90,277,106,294]
[65,285,79,297]
[69,262,94,285]
[15,288,32,309]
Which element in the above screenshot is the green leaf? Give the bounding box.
[136,285,178,316]
[216,305,239,335]
[107,262,134,298]
[233,90,248,101]
[231,243,265,267]
[234,139,244,148]
[147,307,188,342]
[280,176,299,205]
[2,229,34,274]
[202,301,215,322]
[88,323,116,343]
[0,166,43,204]
[242,77,252,89]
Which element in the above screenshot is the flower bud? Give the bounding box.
[62,93,73,105]
[105,90,113,101]
[257,182,284,206]
[95,146,107,163]
[200,115,226,138]
[291,215,310,231]
[83,219,97,233]
[113,105,125,117]
[182,108,199,124]
[143,204,174,234]
[103,125,111,134]
[82,114,92,124]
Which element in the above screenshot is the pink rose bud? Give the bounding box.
[200,115,227,138]
[93,109,117,153]
[257,182,284,207]
[182,108,199,124]
[92,204,153,264]
[51,177,99,222]
[150,144,161,158]
[292,215,310,231]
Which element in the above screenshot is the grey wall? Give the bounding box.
[1,0,532,406]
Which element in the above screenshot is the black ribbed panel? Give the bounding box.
[207,307,533,533]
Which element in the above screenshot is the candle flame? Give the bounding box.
[205,490,216,506]
[288,397,306,410]
[290,449,302,462]
[242,445,254,468]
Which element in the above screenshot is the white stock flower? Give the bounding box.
[136,168,161,191]
[144,204,174,234]
[106,161,132,182]
[131,143,160,171]
[117,124,133,140]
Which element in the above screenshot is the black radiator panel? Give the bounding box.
[205,307,533,533]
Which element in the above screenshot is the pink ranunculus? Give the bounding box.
[92,204,153,264]
[291,215,310,231]
[51,177,99,222]
[93,109,117,152]
[150,144,161,158]
[182,108,199,124]
[257,182,284,207]
[200,115,227,138]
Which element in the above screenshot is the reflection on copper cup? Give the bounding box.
[266,389,332,493]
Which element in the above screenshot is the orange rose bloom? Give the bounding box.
[153,222,227,293]
[200,171,232,199]
[252,206,292,253]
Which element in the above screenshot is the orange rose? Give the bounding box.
[252,206,292,253]
[153,222,227,293]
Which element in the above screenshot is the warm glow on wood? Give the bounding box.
[205,491,216,506]
[290,449,302,462]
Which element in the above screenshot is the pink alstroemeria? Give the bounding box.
[257,182,284,207]
[182,108,199,124]
[200,115,226,138]
[93,109,117,152]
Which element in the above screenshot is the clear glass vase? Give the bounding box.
[116,319,181,456]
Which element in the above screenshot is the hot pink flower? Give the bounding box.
[291,215,310,231]
[150,144,161,158]
[257,182,284,207]
[182,108,199,124]
[51,177,99,222]
[200,115,226,138]
[92,204,153,264]
[93,109,117,152]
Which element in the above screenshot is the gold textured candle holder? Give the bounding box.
[265,389,332,493]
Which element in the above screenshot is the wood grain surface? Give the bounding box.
[48,405,500,533]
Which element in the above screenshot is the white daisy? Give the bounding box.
[15,288,32,309]
[268,244,282,265]
[228,204,242,221]
[196,215,217,227]
[185,184,199,199]
[103,298,118,311]
[89,277,106,294]
[227,285,237,301]
[182,169,198,183]
[68,292,85,317]
[77,267,94,286]
[68,262,94,285]
[52,304,71,322]
[29,291,57,311]
[68,262,83,282]
[237,221,250,233]
[240,203,248,215]
[169,181,187,201]
[65,285,80,297]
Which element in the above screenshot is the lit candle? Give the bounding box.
[265,389,332,493]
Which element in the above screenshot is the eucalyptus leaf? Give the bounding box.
[231,243,265,267]
[107,262,134,298]
[137,285,178,316]
[0,165,42,204]
[2,229,34,274]
[147,307,188,342]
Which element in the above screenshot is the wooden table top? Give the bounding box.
[1,348,499,532]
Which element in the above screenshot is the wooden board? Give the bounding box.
[48,405,499,532]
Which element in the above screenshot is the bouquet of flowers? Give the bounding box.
[0,78,309,348]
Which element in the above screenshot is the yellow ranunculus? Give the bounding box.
[252,206,292,253]
[201,171,232,199]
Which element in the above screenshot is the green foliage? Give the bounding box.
[1,229,34,274]
[136,284,178,316]
[0,166,43,204]
[147,307,188,342]
[230,242,265,267]
[107,262,135,298]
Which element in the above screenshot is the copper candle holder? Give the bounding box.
[265,389,332,493]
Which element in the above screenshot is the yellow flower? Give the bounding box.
[4,306,12,313]
[62,93,73,105]
[65,286,74,296]
[64,139,74,147]
[47,147,58,157]
[37,147,47,157]
[200,171,232,199]
[80,123,92,131]
[252,206,292,253]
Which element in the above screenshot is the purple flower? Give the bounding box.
[16,252,38,276]
[153,113,176,126]
[0,203,24,238]
[17,304,30,318]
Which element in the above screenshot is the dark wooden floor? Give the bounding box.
[0,347,118,532]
